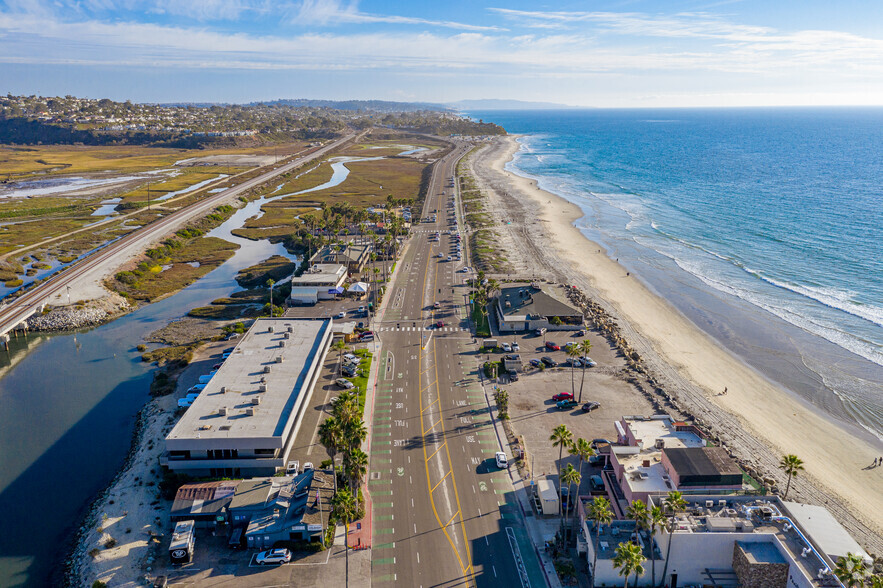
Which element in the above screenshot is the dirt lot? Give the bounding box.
[497,327,657,494]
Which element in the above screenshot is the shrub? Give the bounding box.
[103,538,116,549]
[136,344,146,352]
[88,548,100,559]
[92,581,108,588]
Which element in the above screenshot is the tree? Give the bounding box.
[318,417,343,492]
[648,505,666,587]
[779,454,804,500]
[613,541,646,588]
[588,497,614,587]
[660,491,687,586]
[561,463,581,538]
[577,338,593,403]
[833,553,868,588]
[566,345,581,397]
[569,438,594,532]
[344,447,369,495]
[332,339,348,365]
[626,500,649,543]
[266,278,276,315]
[550,424,573,541]
[331,488,360,587]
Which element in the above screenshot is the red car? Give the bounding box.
[435,321,445,328]
[545,341,560,351]
[552,392,573,401]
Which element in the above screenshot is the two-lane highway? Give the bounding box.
[369,142,542,587]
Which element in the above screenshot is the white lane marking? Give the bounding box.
[417,552,420,564]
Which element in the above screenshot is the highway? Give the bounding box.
[370,142,542,587]
[0,133,356,341]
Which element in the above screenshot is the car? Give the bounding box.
[437,253,444,258]
[590,475,605,491]
[335,378,355,389]
[337,311,346,319]
[286,460,300,474]
[153,577,168,588]
[545,341,560,351]
[495,451,509,469]
[564,342,577,349]
[557,399,579,410]
[358,306,366,313]
[177,398,193,408]
[541,356,557,367]
[575,330,586,337]
[186,383,207,394]
[508,370,519,381]
[212,363,223,370]
[535,328,547,336]
[435,321,445,328]
[458,267,469,273]
[501,343,512,352]
[341,365,357,377]
[581,357,597,367]
[511,342,519,351]
[433,302,441,309]
[582,401,601,412]
[303,462,314,471]
[360,333,374,342]
[529,359,541,368]
[588,454,603,465]
[566,358,582,368]
[552,392,574,401]
[343,353,358,362]
[255,548,292,565]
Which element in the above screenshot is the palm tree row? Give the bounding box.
[550,425,597,541]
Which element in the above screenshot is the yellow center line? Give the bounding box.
[444,509,461,529]
[431,469,452,492]
[421,378,438,390]
[422,396,440,414]
[426,441,447,461]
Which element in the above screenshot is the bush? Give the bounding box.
[103,538,116,549]
[88,548,100,559]
[4,279,23,288]
[136,344,146,352]
[92,580,108,588]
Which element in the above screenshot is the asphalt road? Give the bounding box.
[370,142,539,588]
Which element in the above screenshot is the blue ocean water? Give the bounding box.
[468,108,883,439]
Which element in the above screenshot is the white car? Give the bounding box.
[337,311,346,319]
[343,353,358,362]
[303,462,314,471]
[255,548,291,565]
[335,378,355,389]
[495,452,509,469]
[582,357,598,367]
[511,342,520,351]
[501,343,512,352]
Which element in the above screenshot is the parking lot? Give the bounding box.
[284,297,371,324]
[488,328,657,496]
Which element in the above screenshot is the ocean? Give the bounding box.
[467,108,883,442]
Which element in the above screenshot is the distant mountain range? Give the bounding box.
[251,99,449,113]
[451,99,578,111]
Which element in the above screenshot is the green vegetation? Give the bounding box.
[235,255,297,289]
[141,344,198,366]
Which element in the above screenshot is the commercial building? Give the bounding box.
[171,480,240,528]
[606,415,743,512]
[579,495,870,588]
[493,284,583,333]
[311,243,371,274]
[288,263,348,305]
[162,318,332,477]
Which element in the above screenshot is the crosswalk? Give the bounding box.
[376,326,468,332]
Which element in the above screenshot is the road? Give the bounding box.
[0,133,357,340]
[369,142,543,587]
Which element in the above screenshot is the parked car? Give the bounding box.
[337,311,346,319]
[535,327,547,336]
[303,462,314,471]
[590,475,605,491]
[501,342,512,352]
[529,359,541,368]
[186,384,207,394]
[508,370,519,381]
[582,401,601,412]
[343,353,358,362]
[435,321,445,328]
[511,342,519,351]
[341,365,357,377]
[588,454,603,465]
[255,548,292,565]
[575,330,586,337]
[358,306,366,313]
[495,451,509,469]
[335,378,355,389]
[564,342,577,350]
[552,392,573,401]
[541,356,557,367]
[286,460,300,475]
[566,358,582,368]
[545,341,560,351]
[581,357,597,367]
[359,331,374,340]
[556,399,579,410]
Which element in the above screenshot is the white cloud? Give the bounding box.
[294,0,504,31]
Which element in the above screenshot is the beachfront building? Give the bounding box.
[311,243,371,274]
[162,318,332,477]
[171,480,240,528]
[493,284,583,333]
[579,494,870,588]
[605,415,743,514]
[288,263,348,305]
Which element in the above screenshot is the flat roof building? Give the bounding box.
[289,264,347,305]
[311,243,370,274]
[162,318,332,477]
[493,283,583,333]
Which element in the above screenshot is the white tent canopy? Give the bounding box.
[348,282,369,293]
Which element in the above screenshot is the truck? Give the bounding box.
[482,339,498,350]
[536,479,560,516]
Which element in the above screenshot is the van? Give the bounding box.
[535,327,547,336]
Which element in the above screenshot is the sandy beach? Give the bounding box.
[468,135,883,548]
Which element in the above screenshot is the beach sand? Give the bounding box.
[470,135,883,547]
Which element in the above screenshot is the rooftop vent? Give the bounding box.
[287,325,293,333]
[251,397,261,405]
[276,356,283,363]
[219,407,228,416]
[706,500,715,508]
[264,365,272,373]
[284,333,291,339]
[655,438,665,449]
[259,383,268,392]
[718,500,727,509]
[219,425,231,431]
[268,325,275,333]
[219,386,226,394]
[279,341,285,348]
[246,407,255,416]
[199,425,212,431]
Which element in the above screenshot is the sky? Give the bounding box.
[1,0,882,107]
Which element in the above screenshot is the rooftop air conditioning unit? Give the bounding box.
[287,325,293,332]
[718,500,727,509]
[264,365,271,373]
[261,376,267,383]
[279,341,285,348]
[268,325,274,332]
[251,397,261,405]
[246,407,255,416]
[219,407,228,416]
[284,333,290,339]
[706,500,715,508]
[655,438,665,449]
[259,383,268,392]
[276,356,283,363]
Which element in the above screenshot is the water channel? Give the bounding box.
[0,152,372,586]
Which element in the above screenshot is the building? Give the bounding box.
[493,284,583,333]
[288,263,348,305]
[579,495,869,588]
[171,480,240,527]
[162,319,332,477]
[606,415,743,512]
[311,243,371,274]
[227,470,333,549]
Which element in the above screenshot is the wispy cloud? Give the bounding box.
[294,0,504,32]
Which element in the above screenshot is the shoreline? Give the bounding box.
[475,135,883,546]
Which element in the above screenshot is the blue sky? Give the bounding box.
[1,0,882,107]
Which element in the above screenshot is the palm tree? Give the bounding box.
[588,496,614,587]
[344,447,369,495]
[331,339,348,365]
[626,500,649,543]
[331,488,360,587]
[613,541,646,588]
[566,345,581,397]
[660,491,687,586]
[266,278,276,316]
[550,424,573,540]
[343,419,368,454]
[569,437,595,532]
[648,505,666,587]
[779,454,804,499]
[867,573,883,588]
[833,553,868,588]
[577,338,593,403]
[561,463,581,538]
[318,417,343,491]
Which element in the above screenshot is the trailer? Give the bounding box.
[169,520,195,565]
[537,479,560,516]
